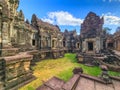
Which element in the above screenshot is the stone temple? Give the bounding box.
[81,12,104,53]
[0,0,120,90]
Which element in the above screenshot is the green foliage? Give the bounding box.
[57,67,74,82]
[27,86,34,90]
[109,71,120,76]
[103,27,111,34]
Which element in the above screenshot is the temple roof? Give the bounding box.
[36,19,60,31]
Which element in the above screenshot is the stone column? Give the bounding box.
[2,22,11,48]
[10,20,14,38]
[96,37,100,53]
[0,12,2,50]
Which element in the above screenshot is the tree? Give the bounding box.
[103,27,111,35]
[116,27,120,32]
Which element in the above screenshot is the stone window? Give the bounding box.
[52,40,55,48]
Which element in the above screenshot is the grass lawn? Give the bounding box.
[19,53,120,90]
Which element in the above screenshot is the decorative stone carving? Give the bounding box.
[80,12,104,53]
[81,12,103,39]
[31,14,64,56]
[63,30,81,52]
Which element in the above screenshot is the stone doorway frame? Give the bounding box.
[88,42,94,51]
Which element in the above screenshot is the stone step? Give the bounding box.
[62,74,80,90]
[36,77,65,90]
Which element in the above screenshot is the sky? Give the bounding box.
[18,0,120,34]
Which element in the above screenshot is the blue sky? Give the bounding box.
[18,0,120,34]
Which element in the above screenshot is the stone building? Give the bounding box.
[31,14,64,59]
[0,0,119,89]
[0,0,19,54]
[106,34,114,49]
[63,29,81,52]
[80,12,104,53]
[13,11,37,51]
[0,0,37,56]
[0,0,36,89]
[114,29,120,51]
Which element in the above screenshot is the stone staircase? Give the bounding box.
[36,73,120,90]
[62,74,80,90]
[36,74,81,90]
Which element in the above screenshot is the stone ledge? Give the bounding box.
[110,76,120,81]
[6,76,36,90]
[4,54,33,62]
[80,74,107,84]
[0,48,19,57]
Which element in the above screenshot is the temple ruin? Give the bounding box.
[63,29,81,52]
[0,0,120,90]
[80,12,104,53]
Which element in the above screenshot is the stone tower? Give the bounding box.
[80,12,104,53]
[81,12,104,39]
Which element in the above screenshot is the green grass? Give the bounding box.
[19,53,120,90]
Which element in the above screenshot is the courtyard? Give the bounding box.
[1,1,120,89]
[19,53,120,90]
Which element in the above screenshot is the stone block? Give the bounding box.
[0,48,18,57]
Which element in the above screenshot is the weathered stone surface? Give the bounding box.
[36,77,65,90]
[80,12,104,53]
[31,14,63,51]
[37,72,120,90]
[81,12,103,38]
[114,28,120,51]
[3,53,35,90]
[1,0,120,90]
[73,67,83,74]
[77,54,84,63]
[63,29,81,52]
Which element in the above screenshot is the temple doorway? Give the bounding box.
[77,43,80,48]
[88,42,93,51]
[107,42,114,48]
[32,39,35,46]
[63,41,65,47]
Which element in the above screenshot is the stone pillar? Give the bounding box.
[96,37,100,53]
[2,22,11,48]
[82,41,86,53]
[0,12,2,50]
[10,20,14,38]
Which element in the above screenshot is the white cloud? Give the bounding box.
[42,11,83,26]
[42,18,54,24]
[42,11,120,27]
[103,0,120,2]
[102,13,120,25]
